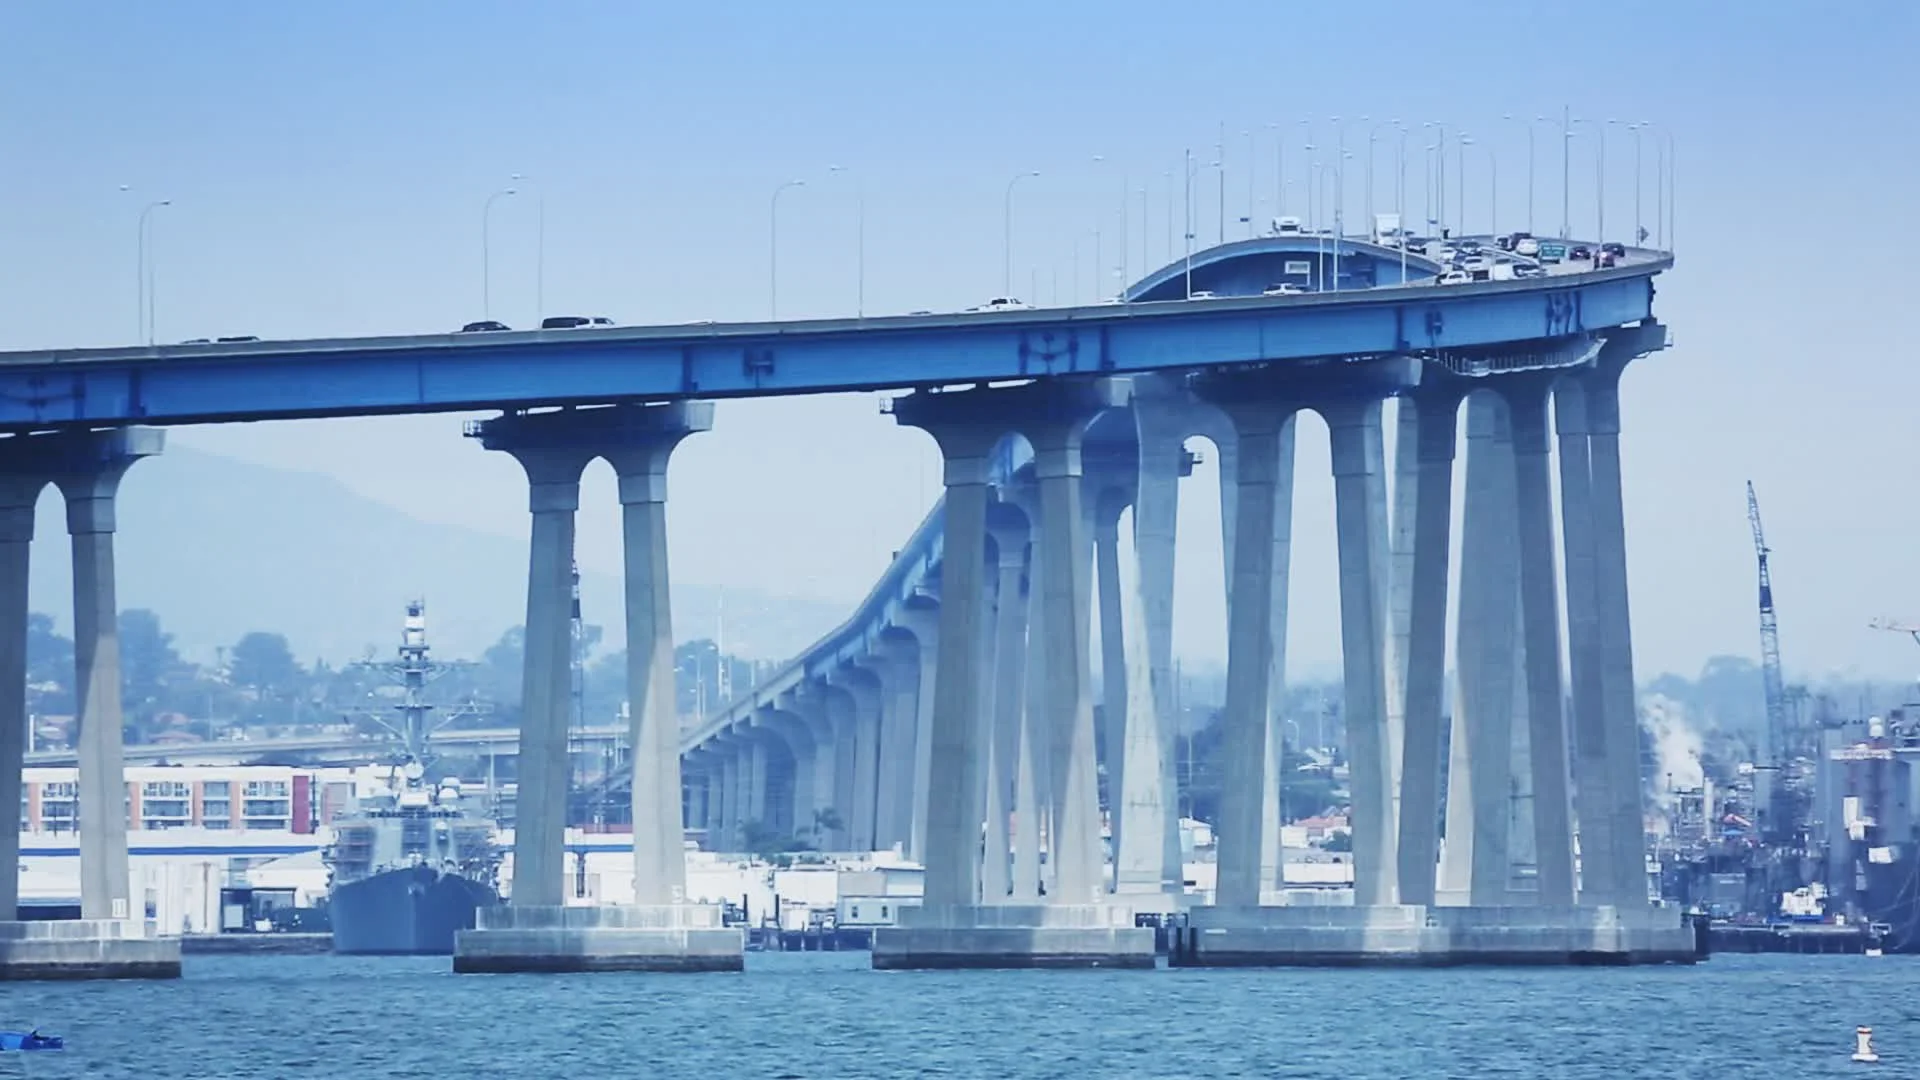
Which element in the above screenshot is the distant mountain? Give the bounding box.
[22,445,847,665]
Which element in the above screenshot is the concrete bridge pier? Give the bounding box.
[873,379,1153,970]
[871,629,924,854]
[1437,393,1522,905]
[456,403,740,973]
[1128,378,1204,903]
[834,666,881,852]
[1177,359,1432,966]
[1191,397,1297,897]
[1500,377,1578,906]
[1002,473,1049,901]
[981,504,1030,901]
[896,603,940,863]
[0,428,180,980]
[1586,326,1666,911]
[1394,383,1466,907]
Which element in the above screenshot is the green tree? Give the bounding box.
[25,612,74,715]
[481,626,524,706]
[119,609,182,731]
[228,631,301,697]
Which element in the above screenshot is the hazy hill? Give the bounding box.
[22,445,846,665]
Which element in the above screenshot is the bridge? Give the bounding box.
[0,230,1691,978]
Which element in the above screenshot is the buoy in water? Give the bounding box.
[1853,1026,1879,1064]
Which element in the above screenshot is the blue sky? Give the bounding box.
[1,1,1915,680]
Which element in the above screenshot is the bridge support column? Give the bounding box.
[1439,394,1522,906]
[1189,388,1294,910]
[898,606,940,864]
[871,633,922,854]
[457,403,739,974]
[1002,475,1049,902]
[0,429,178,980]
[982,508,1030,901]
[0,477,31,927]
[1177,359,1436,967]
[744,737,770,830]
[874,379,1152,970]
[1555,380,1614,905]
[834,670,880,852]
[1586,325,1665,915]
[1128,387,1192,903]
[1194,399,1295,896]
[1394,385,1464,907]
[1503,378,1577,907]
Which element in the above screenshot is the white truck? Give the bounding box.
[1372,212,1403,246]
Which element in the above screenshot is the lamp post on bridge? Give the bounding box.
[481,187,518,322]
[1637,121,1675,249]
[828,165,866,317]
[136,197,171,346]
[1625,122,1646,247]
[1543,107,1573,240]
[769,178,806,321]
[510,173,545,323]
[1503,114,1539,236]
[1462,136,1497,237]
[1003,169,1040,299]
[1330,114,1368,242]
[1422,121,1448,236]
[1568,116,1612,245]
[1365,119,1403,234]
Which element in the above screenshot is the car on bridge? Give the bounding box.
[540,315,616,329]
[1261,283,1306,296]
[964,297,1031,313]
[458,320,511,333]
[1437,269,1472,285]
[1188,290,1219,300]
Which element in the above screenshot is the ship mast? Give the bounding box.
[353,599,480,769]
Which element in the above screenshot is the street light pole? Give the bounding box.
[1627,123,1645,245]
[1547,106,1572,239]
[1244,128,1256,238]
[770,179,806,320]
[1365,119,1402,230]
[1464,137,1497,237]
[1183,149,1195,299]
[1504,114,1538,235]
[829,165,865,316]
[1570,117,1611,243]
[511,174,544,322]
[481,187,518,322]
[136,198,171,346]
[1004,170,1039,299]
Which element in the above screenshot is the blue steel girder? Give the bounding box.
[0,262,1663,431]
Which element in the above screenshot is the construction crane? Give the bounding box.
[1748,481,1787,765]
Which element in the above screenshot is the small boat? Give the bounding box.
[0,1030,63,1051]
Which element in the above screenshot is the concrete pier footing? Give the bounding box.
[453,904,743,973]
[1170,904,1698,967]
[872,904,1156,970]
[0,920,182,980]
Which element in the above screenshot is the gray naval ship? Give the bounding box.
[325,601,502,954]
